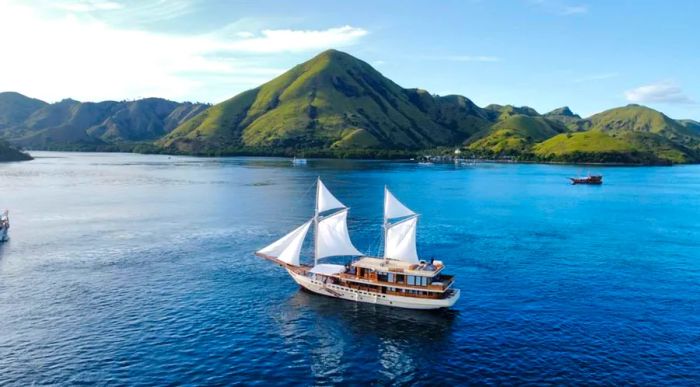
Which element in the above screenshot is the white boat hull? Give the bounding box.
[287,269,460,310]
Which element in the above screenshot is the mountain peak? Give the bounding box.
[302,49,369,74]
[317,48,348,57]
[547,106,576,117]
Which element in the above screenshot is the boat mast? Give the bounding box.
[314,177,320,267]
[382,185,388,258]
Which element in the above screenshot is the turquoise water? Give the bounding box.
[1,152,699,384]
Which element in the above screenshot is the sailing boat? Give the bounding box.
[570,169,603,185]
[255,178,460,310]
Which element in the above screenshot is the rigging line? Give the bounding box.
[367,230,382,257]
[282,179,316,223]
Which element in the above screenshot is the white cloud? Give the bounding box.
[235,31,255,38]
[0,1,368,103]
[223,26,368,53]
[625,81,694,104]
[52,0,123,12]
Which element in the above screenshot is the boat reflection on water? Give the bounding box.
[274,289,458,384]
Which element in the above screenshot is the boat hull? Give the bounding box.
[287,269,460,310]
[0,227,7,242]
[570,176,603,185]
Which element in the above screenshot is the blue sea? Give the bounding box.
[1,152,699,385]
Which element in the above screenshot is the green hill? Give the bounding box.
[0,93,207,150]
[533,130,698,164]
[0,92,48,130]
[2,51,700,164]
[160,49,486,155]
[544,106,590,131]
[466,114,566,155]
[589,104,700,149]
[678,119,700,137]
[483,104,540,121]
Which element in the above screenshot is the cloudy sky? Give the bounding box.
[0,0,697,119]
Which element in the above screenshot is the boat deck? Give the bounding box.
[351,256,444,276]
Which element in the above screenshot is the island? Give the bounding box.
[1,50,698,165]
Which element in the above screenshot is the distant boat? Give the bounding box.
[292,156,308,165]
[570,174,603,185]
[0,210,9,242]
[417,155,434,165]
[255,178,460,310]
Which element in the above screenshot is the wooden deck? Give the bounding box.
[337,272,454,292]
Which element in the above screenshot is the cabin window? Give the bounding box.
[419,276,427,286]
[387,273,394,282]
[378,272,388,282]
[396,274,404,283]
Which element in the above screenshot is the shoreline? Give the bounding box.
[22,149,686,167]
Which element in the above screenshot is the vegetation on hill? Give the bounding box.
[2,50,699,164]
[160,49,486,154]
[544,106,590,131]
[533,130,698,164]
[0,92,48,129]
[589,104,700,147]
[466,114,566,156]
[0,93,207,150]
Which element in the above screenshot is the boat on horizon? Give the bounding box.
[291,156,308,165]
[255,178,460,310]
[1,210,9,242]
[570,173,603,185]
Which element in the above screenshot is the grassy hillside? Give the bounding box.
[483,104,540,122]
[161,49,485,154]
[590,104,700,148]
[533,130,698,164]
[466,114,565,155]
[2,51,699,164]
[677,119,700,142]
[0,93,206,149]
[405,90,491,136]
[544,106,590,131]
[0,92,47,129]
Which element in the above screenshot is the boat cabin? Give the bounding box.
[325,257,456,299]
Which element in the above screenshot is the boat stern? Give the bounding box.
[442,288,460,308]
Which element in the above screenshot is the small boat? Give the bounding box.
[292,156,308,165]
[255,178,460,310]
[570,174,603,185]
[417,156,434,166]
[0,210,9,242]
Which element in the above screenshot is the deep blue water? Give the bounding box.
[1,151,699,385]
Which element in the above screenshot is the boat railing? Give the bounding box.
[338,273,454,291]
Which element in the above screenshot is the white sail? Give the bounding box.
[316,209,363,259]
[317,179,346,213]
[384,188,415,220]
[257,220,312,266]
[384,215,419,263]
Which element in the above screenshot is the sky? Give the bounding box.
[0,0,698,120]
